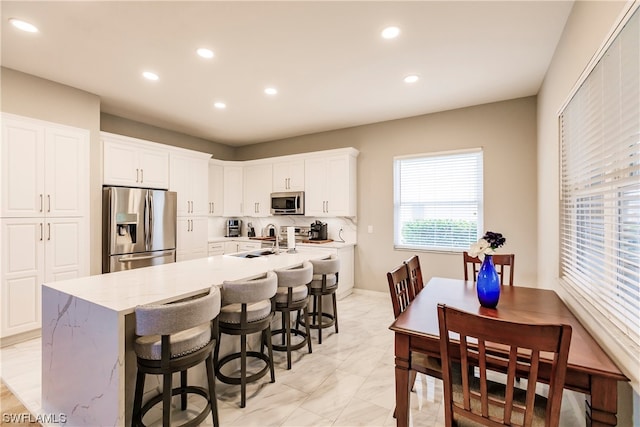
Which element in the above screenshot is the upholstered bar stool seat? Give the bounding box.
[299,255,340,344]
[214,272,277,408]
[132,287,221,427]
[273,261,314,369]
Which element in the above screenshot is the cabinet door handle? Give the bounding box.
[136,168,139,182]
[40,194,43,212]
[47,223,51,241]
[47,194,51,213]
[140,169,144,183]
[325,200,329,213]
[40,223,43,241]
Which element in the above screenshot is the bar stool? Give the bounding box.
[272,261,314,369]
[214,272,277,408]
[132,287,221,427]
[300,255,340,344]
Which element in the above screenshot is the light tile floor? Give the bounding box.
[1,291,585,426]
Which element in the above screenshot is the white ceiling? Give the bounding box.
[1,1,574,146]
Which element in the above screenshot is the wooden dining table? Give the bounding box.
[389,277,629,427]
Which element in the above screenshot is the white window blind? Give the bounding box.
[560,7,640,353]
[394,149,483,251]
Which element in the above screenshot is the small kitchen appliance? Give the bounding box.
[270,191,305,215]
[309,220,328,241]
[226,219,242,237]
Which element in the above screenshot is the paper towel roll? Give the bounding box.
[287,226,296,250]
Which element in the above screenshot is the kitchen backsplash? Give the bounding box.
[208,216,357,244]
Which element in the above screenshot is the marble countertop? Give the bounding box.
[208,236,356,249]
[43,248,334,315]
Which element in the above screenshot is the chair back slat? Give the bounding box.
[463,251,515,286]
[386,264,414,318]
[404,255,424,296]
[438,304,572,427]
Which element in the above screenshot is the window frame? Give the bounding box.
[393,148,484,253]
[557,3,639,390]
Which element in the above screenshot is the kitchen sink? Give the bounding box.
[231,249,277,258]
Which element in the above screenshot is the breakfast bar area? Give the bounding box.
[40,248,333,426]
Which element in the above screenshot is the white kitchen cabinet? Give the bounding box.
[0,216,88,338]
[170,150,209,217]
[207,242,224,256]
[1,114,89,218]
[304,149,358,217]
[243,163,273,217]
[223,241,240,254]
[208,161,224,216]
[237,241,261,252]
[176,217,208,262]
[223,165,244,217]
[103,132,169,189]
[272,159,305,191]
[0,114,89,339]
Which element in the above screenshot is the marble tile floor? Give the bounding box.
[1,290,585,426]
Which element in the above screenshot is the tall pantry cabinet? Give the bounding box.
[0,114,90,338]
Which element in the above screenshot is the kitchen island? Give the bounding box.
[41,248,333,426]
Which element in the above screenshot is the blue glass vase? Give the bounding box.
[476,255,500,308]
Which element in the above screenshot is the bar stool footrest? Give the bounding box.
[271,328,309,352]
[136,385,211,427]
[216,351,273,385]
[301,312,336,329]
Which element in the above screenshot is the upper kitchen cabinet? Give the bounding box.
[208,160,224,216]
[223,164,244,217]
[272,159,304,192]
[243,162,273,217]
[304,148,359,217]
[1,114,89,218]
[169,149,210,217]
[103,132,169,189]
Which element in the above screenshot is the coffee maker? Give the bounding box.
[226,219,241,237]
[309,220,328,240]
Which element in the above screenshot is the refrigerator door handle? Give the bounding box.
[117,251,175,263]
[143,192,150,251]
[148,192,154,249]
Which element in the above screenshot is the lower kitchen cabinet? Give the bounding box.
[334,245,354,298]
[0,217,88,338]
[207,242,224,256]
[176,217,208,262]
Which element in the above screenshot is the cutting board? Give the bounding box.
[302,239,334,244]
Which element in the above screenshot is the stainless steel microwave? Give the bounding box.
[270,191,305,215]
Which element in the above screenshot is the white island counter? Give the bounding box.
[41,248,333,426]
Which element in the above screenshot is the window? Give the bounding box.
[560,7,639,356]
[394,149,483,251]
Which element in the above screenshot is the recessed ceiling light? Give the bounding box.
[381,26,400,39]
[214,102,226,109]
[197,48,214,59]
[404,75,419,84]
[264,87,278,96]
[142,71,159,81]
[9,18,38,33]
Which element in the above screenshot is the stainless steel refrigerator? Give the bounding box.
[103,186,177,273]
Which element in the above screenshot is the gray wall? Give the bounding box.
[238,96,539,293]
[101,113,235,160]
[537,1,638,423]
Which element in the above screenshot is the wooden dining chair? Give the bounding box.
[404,255,424,296]
[437,304,572,427]
[463,251,515,286]
[387,265,442,386]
